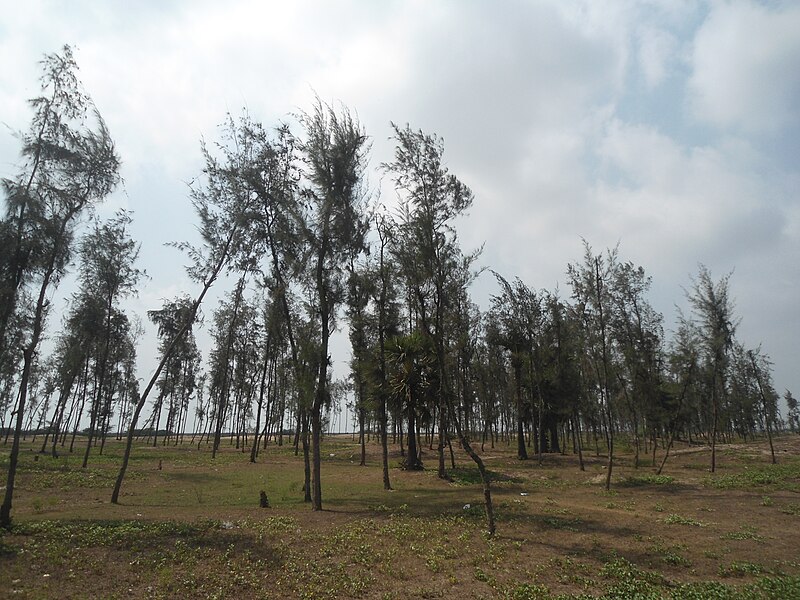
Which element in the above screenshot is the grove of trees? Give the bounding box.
[1,47,790,535]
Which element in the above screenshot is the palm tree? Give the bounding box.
[386,332,435,471]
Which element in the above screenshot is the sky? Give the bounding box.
[1,0,798,424]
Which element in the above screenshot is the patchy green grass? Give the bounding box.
[448,466,523,486]
[705,463,800,491]
[720,525,764,542]
[719,561,770,578]
[781,503,800,516]
[2,435,800,598]
[620,473,675,487]
[662,513,711,527]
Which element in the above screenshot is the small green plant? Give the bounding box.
[622,474,675,486]
[425,555,441,573]
[650,542,692,567]
[600,557,665,597]
[706,463,800,491]
[663,513,709,527]
[668,580,736,598]
[781,503,800,515]
[505,583,549,599]
[720,525,763,541]
[719,561,768,577]
[540,516,582,531]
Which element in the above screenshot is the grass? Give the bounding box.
[2,434,800,598]
[662,513,711,527]
[705,463,800,491]
[720,525,764,542]
[619,474,675,487]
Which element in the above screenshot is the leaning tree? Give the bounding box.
[2,46,120,528]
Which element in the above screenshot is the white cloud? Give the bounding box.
[689,0,800,133]
[590,118,789,284]
[0,0,797,404]
[638,26,679,89]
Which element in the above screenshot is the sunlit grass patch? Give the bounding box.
[720,525,764,542]
[620,473,675,487]
[718,561,769,578]
[662,513,711,527]
[705,462,800,491]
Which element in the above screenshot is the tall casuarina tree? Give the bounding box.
[383,124,493,534]
[76,211,143,468]
[1,46,120,528]
[568,243,618,491]
[687,266,737,473]
[112,116,261,504]
[384,123,478,480]
[298,99,370,511]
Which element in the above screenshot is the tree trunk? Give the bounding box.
[311,405,323,510]
[404,395,422,470]
[1,347,35,528]
[437,405,448,479]
[1,219,70,528]
[250,341,271,463]
[445,394,495,536]
[359,406,366,466]
[514,362,528,460]
[572,417,585,472]
[111,227,235,504]
[301,409,311,503]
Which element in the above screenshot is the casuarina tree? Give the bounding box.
[2,46,120,528]
[112,116,262,503]
[298,98,370,510]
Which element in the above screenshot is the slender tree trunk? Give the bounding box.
[657,365,693,475]
[657,430,677,476]
[592,257,614,492]
[405,395,422,470]
[302,409,311,503]
[1,347,35,528]
[311,405,323,510]
[749,353,777,465]
[603,407,614,491]
[711,377,718,473]
[398,412,405,457]
[68,373,89,452]
[448,435,456,469]
[42,368,79,456]
[250,340,271,463]
[111,221,237,504]
[380,392,391,490]
[572,417,585,471]
[82,380,102,468]
[83,294,117,467]
[1,220,71,527]
[514,361,528,460]
[445,393,495,536]
[359,406,366,466]
[437,406,448,479]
